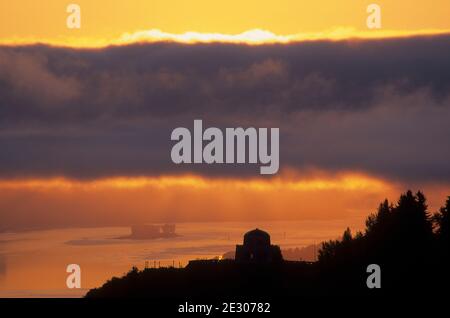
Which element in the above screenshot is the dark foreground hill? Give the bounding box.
[86,260,317,298]
[86,191,450,300]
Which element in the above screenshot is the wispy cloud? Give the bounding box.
[2,28,450,48]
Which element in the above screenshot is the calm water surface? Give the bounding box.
[0,220,361,297]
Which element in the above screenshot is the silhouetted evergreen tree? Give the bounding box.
[434,196,450,240]
[434,196,450,260]
[319,190,438,290]
[365,199,391,234]
[392,191,433,260]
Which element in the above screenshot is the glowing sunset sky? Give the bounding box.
[1,0,450,46]
[0,0,450,231]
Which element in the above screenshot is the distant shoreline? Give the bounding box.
[115,233,180,240]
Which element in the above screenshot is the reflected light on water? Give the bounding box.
[0,220,358,297]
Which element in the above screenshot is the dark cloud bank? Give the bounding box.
[1,35,450,183]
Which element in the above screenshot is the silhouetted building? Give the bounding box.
[235,228,282,262]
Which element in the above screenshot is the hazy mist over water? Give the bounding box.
[0,220,358,297]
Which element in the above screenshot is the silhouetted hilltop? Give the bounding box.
[86,190,450,299]
[222,245,318,261]
[86,260,318,298]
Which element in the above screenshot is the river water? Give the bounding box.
[0,220,360,297]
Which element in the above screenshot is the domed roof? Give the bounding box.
[243,228,271,245]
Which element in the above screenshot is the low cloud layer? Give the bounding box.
[1,35,450,182]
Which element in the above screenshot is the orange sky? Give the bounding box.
[1,172,449,231]
[2,1,450,299]
[1,1,450,228]
[1,0,450,46]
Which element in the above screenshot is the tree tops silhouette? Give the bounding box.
[318,190,448,290]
